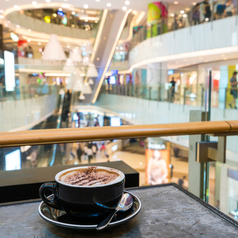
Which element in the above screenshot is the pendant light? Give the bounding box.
[42,34,66,61]
[88,78,94,85]
[79,92,85,100]
[86,64,98,77]
[70,47,82,62]
[82,55,92,65]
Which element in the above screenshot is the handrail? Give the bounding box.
[0,121,238,148]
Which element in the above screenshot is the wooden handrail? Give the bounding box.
[0,121,237,148]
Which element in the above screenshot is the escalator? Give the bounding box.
[84,10,130,103]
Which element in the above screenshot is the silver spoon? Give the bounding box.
[96,193,134,231]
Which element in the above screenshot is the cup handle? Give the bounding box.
[39,182,62,210]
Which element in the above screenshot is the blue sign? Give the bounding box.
[111,70,118,75]
[57,11,65,17]
[167,70,174,75]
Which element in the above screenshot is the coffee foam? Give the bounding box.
[58,167,123,187]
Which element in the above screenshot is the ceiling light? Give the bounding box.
[180,10,184,14]
[170,13,175,17]
[38,42,41,45]
[14,5,19,9]
[125,1,130,5]
[16,25,20,28]
[96,0,100,1]
[45,0,51,2]
[174,1,178,4]
[32,1,37,6]
[27,39,31,42]
[59,8,62,11]
[64,0,67,1]
[28,29,31,32]
[183,14,187,18]
[0,15,4,19]
[72,11,75,15]
[84,4,89,9]
[107,3,111,7]
[67,45,70,48]
[192,2,197,5]
[0,10,4,13]
[97,57,100,61]
[122,6,127,11]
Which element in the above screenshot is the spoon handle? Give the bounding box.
[96,210,118,230]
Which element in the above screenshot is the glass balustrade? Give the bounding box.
[130,0,237,50]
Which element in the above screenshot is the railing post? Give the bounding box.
[189,111,208,199]
[149,87,152,100]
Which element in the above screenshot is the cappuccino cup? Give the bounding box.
[39,166,125,219]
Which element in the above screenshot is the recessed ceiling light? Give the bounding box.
[28,29,31,32]
[0,15,4,19]
[32,1,37,6]
[6,0,9,1]
[170,13,175,17]
[72,11,75,15]
[45,0,51,2]
[0,10,4,13]
[183,14,187,18]
[180,10,184,14]
[16,25,20,28]
[122,6,127,11]
[174,1,178,4]
[107,3,111,7]
[14,5,19,9]
[84,4,89,9]
[67,45,70,48]
[125,1,130,5]
[192,2,197,5]
[96,0,100,1]
[38,42,41,45]
[64,0,67,1]
[59,8,62,11]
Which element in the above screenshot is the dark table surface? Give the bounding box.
[1,184,238,238]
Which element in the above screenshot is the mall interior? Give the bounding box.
[1,0,238,236]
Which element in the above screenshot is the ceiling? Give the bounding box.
[1,0,203,14]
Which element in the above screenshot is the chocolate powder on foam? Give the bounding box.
[60,167,119,186]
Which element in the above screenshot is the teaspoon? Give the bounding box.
[96,193,134,231]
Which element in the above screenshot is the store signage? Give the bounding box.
[10,32,19,42]
[4,51,15,92]
[148,142,166,150]
[57,10,65,17]
[167,70,174,75]
[111,70,118,75]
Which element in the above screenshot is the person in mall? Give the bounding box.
[178,176,186,188]
[229,71,238,109]
[225,0,235,17]
[170,77,176,101]
[192,3,201,25]
[147,150,168,185]
[87,143,93,163]
[92,143,98,159]
[215,0,227,19]
[203,0,211,21]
